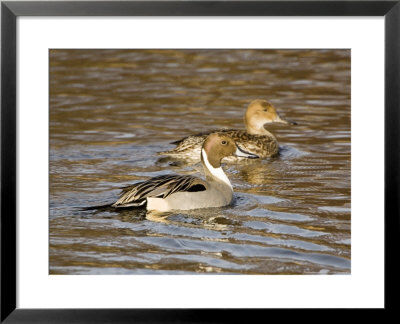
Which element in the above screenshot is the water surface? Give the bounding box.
[50,49,351,274]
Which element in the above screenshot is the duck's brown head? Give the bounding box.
[202,133,258,168]
[245,99,296,134]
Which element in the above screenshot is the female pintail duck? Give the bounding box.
[159,99,295,161]
[90,133,258,212]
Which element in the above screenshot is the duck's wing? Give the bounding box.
[113,174,208,208]
[169,128,237,145]
[169,132,209,145]
[219,130,278,158]
[160,129,249,157]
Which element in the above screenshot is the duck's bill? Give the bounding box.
[234,146,259,159]
[274,116,297,125]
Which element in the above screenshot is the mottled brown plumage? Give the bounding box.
[165,129,278,159]
[159,99,292,161]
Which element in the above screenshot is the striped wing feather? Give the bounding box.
[113,175,206,207]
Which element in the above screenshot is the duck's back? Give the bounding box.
[160,129,278,160]
[220,129,278,159]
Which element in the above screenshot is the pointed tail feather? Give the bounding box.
[157,149,179,156]
[80,200,146,210]
[79,203,114,211]
[170,139,183,145]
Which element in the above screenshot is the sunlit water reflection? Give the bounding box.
[50,49,350,274]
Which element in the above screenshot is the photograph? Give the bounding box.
[49,49,351,275]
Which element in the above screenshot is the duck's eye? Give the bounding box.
[263,108,268,112]
[221,140,227,145]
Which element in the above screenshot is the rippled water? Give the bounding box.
[49,49,350,274]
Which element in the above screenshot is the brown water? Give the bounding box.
[49,49,351,275]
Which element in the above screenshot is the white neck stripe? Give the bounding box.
[201,149,232,188]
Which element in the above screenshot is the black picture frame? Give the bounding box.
[1,0,399,322]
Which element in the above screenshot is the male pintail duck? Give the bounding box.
[159,99,295,162]
[86,133,258,212]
